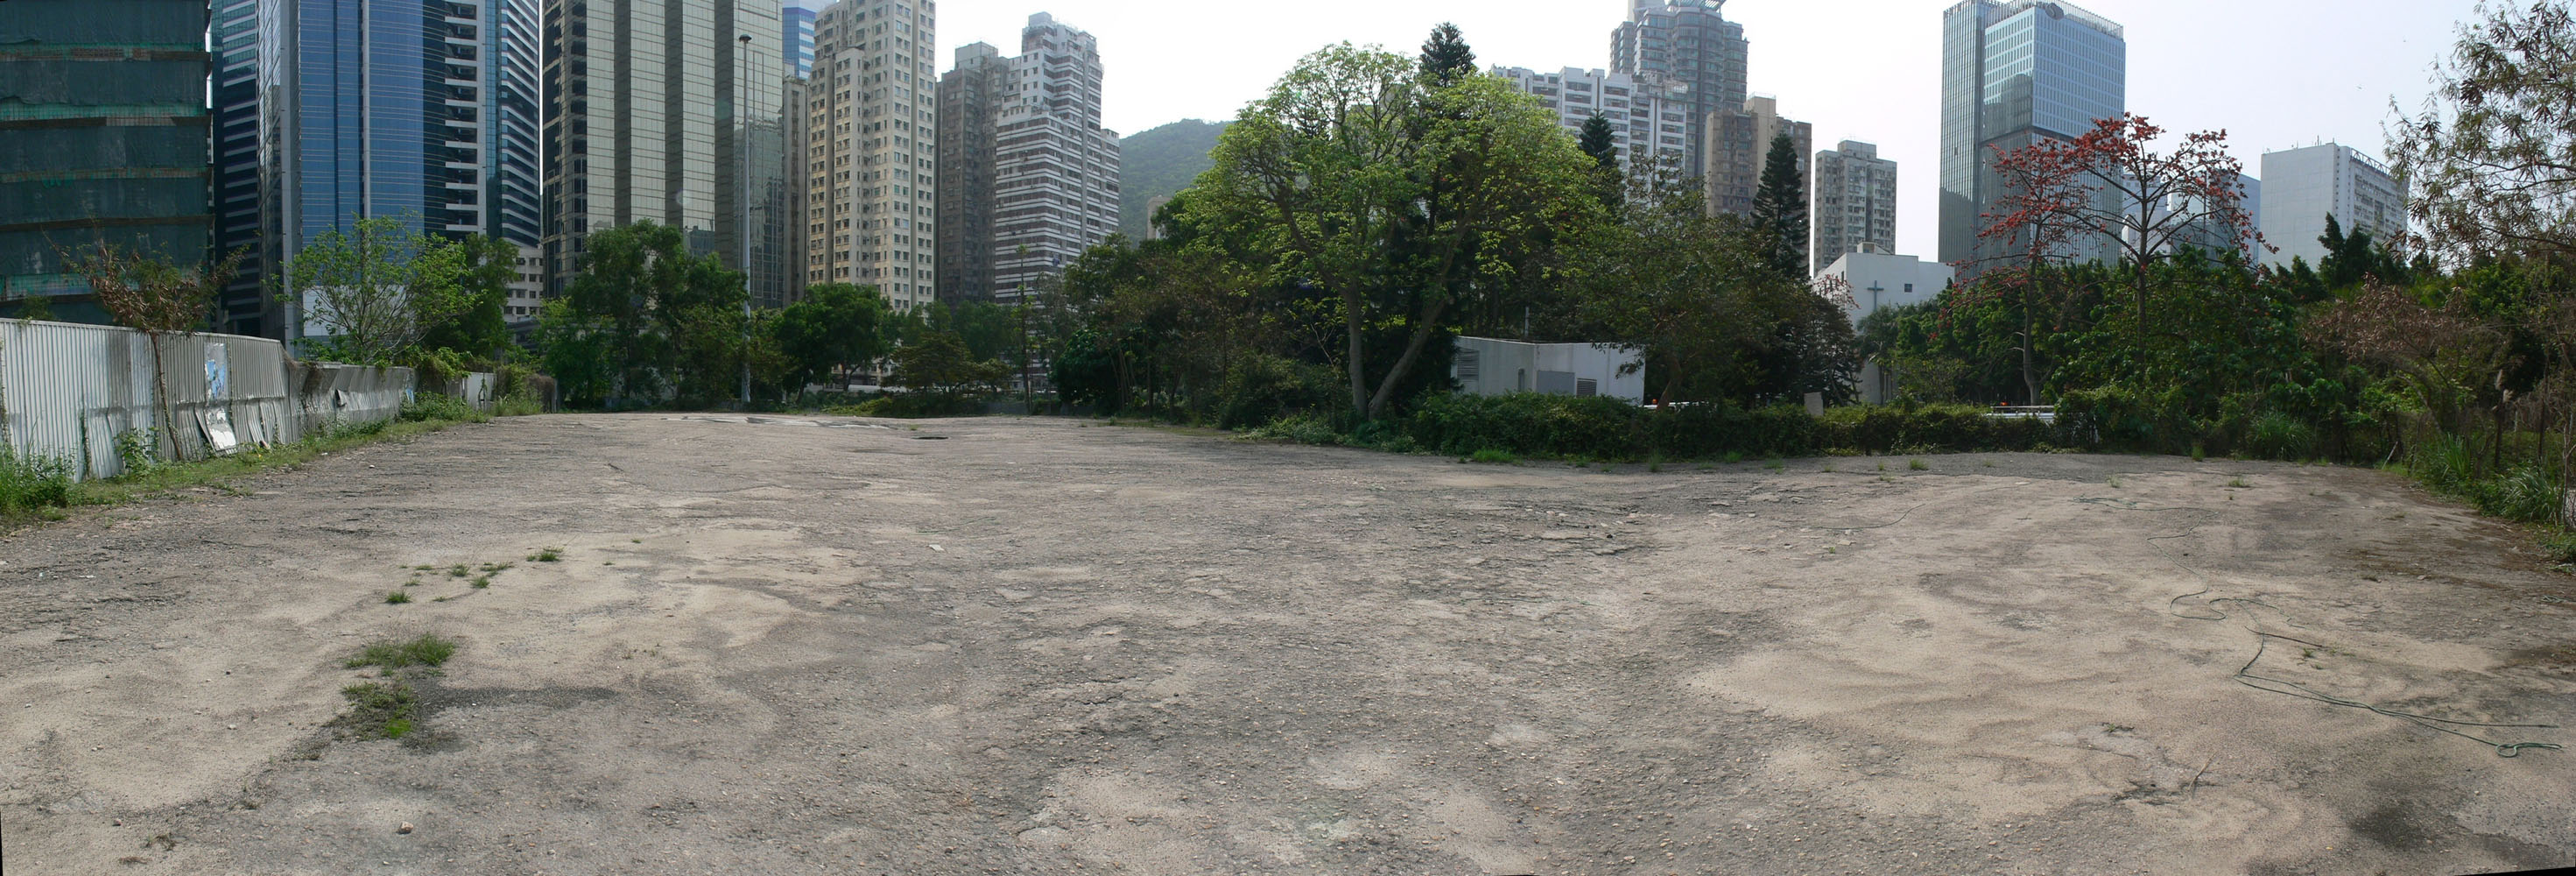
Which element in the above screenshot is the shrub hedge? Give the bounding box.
[1392,393,2065,462]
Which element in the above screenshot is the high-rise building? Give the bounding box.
[804,0,939,309]
[1610,0,1749,175]
[220,0,545,342]
[784,5,818,78]
[2258,143,2403,268]
[934,13,1119,304]
[486,0,546,320]
[0,0,212,326]
[211,0,264,334]
[1489,66,1691,177]
[1706,96,1809,220]
[1938,0,2126,270]
[935,43,1006,305]
[1812,141,1898,276]
[546,0,790,307]
[784,69,810,304]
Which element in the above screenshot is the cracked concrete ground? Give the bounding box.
[2,413,2572,875]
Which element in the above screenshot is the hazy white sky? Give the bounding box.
[809,0,2481,256]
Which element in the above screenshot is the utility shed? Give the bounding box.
[1451,336,1645,403]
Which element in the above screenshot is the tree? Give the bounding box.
[1417,22,1476,87]
[284,215,482,364]
[560,221,698,400]
[1193,44,1597,420]
[891,330,1008,393]
[771,283,890,395]
[1749,131,1808,279]
[1974,134,2096,404]
[1577,183,1777,404]
[64,241,245,460]
[536,297,617,408]
[2066,115,2266,329]
[1577,113,1623,210]
[2389,1,2576,263]
[416,234,519,360]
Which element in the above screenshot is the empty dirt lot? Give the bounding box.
[2,413,2572,875]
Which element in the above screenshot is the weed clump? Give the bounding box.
[346,634,456,671]
[336,682,418,739]
[335,635,458,741]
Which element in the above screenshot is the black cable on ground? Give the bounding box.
[2079,494,2563,758]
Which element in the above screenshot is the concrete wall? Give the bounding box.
[1452,336,1646,404]
[0,319,413,479]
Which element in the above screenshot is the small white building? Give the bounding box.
[1816,251,1953,405]
[1452,336,1645,404]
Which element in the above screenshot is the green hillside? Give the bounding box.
[1118,119,1230,239]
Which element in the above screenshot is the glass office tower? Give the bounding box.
[211,0,542,340]
[0,0,213,324]
[544,0,789,307]
[1938,0,2124,272]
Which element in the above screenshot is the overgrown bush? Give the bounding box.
[494,393,545,417]
[1250,413,1343,447]
[824,392,984,419]
[2242,412,2319,462]
[1214,355,1340,430]
[398,393,490,424]
[1389,393,2066,463]
[113,427,161,477]
[0,445,74,514]
[1403,393,1645,460]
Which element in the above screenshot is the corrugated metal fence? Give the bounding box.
[0,320,418,479]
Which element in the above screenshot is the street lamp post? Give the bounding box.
[738,33,754,406]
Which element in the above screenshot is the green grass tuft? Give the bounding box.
[336,682,419,740]
[1467,448,1520,464]
[384,590,412,604]
[346,634,457,671]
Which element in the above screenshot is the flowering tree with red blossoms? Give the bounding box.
[1971,114,2270,394]
[1971,133,2097,405]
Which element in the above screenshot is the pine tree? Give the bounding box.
[1418,23,1476,87]
[1577,114,1622,209]
[1577,114,1618,172]
[1748,131,1808,278]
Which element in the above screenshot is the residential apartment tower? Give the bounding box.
[934,12,1119,304]
[1811,141,1898,275]
[803,0,939,308]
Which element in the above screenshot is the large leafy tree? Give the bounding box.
[891,330,1008,393]
[285,215,482,364]
[771,283,890,394]
[415,234,519,360]
[1192,42,1597,420]
[551,220,747,404]
[2390,1,2576,262]
[1576,182,1777,404]
[2383,1,2576,479]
